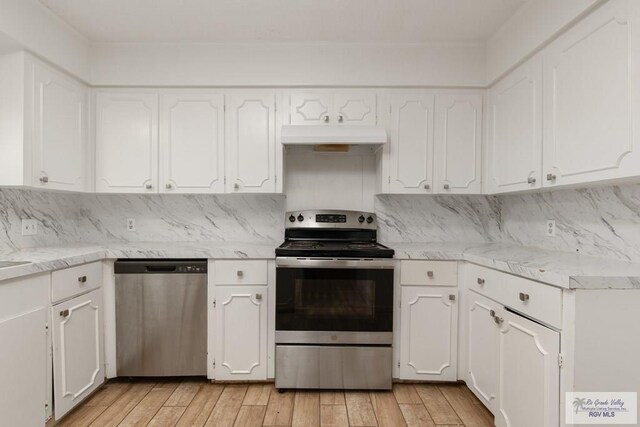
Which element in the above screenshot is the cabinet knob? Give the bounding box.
[493,316,504,325]
[519,292,530,302]
[477,278,485,285]
[145,183,153,189]
[237,270,243,278]
[165,183,173,190]
[39,176,49,184]
[546,173,556,181]
[78,276,87,284]
[449,294,456,301]
[423,184,430,190]
[255,293,263,301]
[489,309,496,318]
[443,183,450,190]
[527,177,536,184]
[234,183,240,190]
[60,309,70,318]
[322,115,330,123]
[337,114,344,123]
[427,271,434,278]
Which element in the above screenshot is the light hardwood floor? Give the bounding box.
[58,379,494,427]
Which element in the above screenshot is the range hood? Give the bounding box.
[281,125,387,146]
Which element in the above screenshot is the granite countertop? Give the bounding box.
[2,240,640,290]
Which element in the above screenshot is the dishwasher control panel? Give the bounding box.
[176,265,206,273]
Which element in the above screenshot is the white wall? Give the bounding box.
[485,0,603,84]
[90,42,486,87]
[0,0,90,81]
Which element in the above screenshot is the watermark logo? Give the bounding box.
[566,392,637,424]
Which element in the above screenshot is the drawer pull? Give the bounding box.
[255,293,263,301]
[493,316,504,325]
[489,309,496,318]
[546,173,556,181]
[60,309,70,318]
[519,292,530,302]
[427,271,434,278]
[237,270,244,278]
[477,278,485,285]
[448,294,456,301]
[78,275,87,283]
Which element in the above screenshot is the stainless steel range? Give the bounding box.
[275,210,394,390]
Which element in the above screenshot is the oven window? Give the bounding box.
[294,279,375,318]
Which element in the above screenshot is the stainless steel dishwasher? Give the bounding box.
[115,259,207,376]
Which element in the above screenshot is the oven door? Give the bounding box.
[275,258,394,345]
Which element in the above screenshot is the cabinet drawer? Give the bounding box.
[466,263,562,329]
[51,262,102,303]
[400,260,457,286]
[215,260,268,285]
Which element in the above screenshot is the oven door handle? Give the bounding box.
[276,257,395,269]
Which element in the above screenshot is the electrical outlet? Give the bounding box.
[126,218,136,232]
[21,219,38,236]
[546,220,556,237]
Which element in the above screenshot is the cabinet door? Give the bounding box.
[399,286,457,381]
[543,0,638,188]
[334,93,377,126]
[434,94,482,194]
[496,310,560,427]
[214,286,267,380]
[467,291,500,413]
[289,93,333,125]
[487,56,542,194]
[226,93,277,193]
[52,289,104,419]
[160,93,225,193]
[95,92,159,193]
[388,94,435,193]
[31,60,87,191]
[0,308,47,426]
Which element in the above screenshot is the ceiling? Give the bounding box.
[39,0,526,44]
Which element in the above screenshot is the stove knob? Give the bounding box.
[358,215,365,223]
[297,214,304,222]
[366,216,374,224]
[288,215,296,223]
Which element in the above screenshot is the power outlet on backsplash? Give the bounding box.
[546,220,556,237]
[126,218,136,232]
[21,219,38,236]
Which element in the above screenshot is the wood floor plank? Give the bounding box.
[204,385,248,427]
[89,382,156,427]
[398,404,436,427]
[165,381,203,407]
[263,388,294,426]
[369,391,407,427]
[320,404,349,427]
[242,384,272,406]
[118,382,179,427]
[148,407,186,427]
[292,391,320,427]
[320,391,346,405]
[345,392,378,427]
[233,405,267,427]
[414,385,462,425]
[439,384,493,427]
[59,405,108,427]
[84,382,132,407]
[175,384,224,427]
[392,385,422,404]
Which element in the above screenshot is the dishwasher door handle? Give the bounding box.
[146,265,177,272]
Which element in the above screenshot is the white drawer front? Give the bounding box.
[214,260,268,285]
[51,261,102,303]
[400,260,458,286]
[465,263,562,329]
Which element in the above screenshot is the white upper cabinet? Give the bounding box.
[31,60,87,192]
[226,93,279,193]
[160,93,225,193]
[95,92,159,193]
[487,55,543,194]
[542,0,639,188]
[434,93,482,194]
[288,92,376,126]
[387,93,435,193]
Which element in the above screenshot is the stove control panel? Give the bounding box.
[285,210,377,229]
[316,214,347,223]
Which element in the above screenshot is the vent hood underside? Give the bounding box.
[281,125,387,145]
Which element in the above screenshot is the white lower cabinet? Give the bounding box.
[399,286,458,381]
[496,309,560,427]
[52,288,104,419]
[214,285,268,380]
